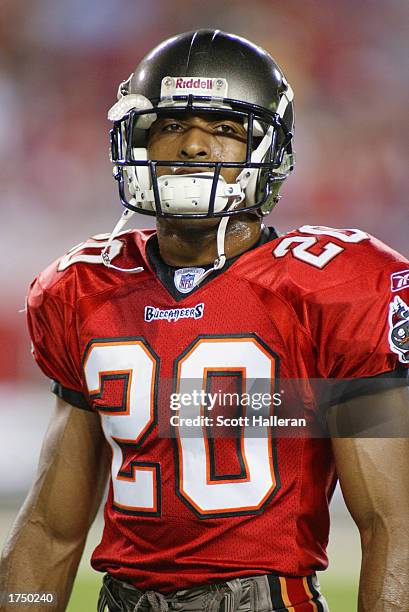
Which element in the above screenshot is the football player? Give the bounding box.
[1,30,409,612]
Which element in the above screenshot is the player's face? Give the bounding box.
[146,113,247,184]
[146,113,250,232]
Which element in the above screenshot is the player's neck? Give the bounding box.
[155,215,263,267]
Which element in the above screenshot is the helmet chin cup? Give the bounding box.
[155,173,243,214]
[126,171,244,215]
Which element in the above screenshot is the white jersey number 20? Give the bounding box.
[83,335,280,518]
[273,226,368,268]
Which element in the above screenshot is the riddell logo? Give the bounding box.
[175,78,213,90]
[161,76,227,99]
[391,270,409,292]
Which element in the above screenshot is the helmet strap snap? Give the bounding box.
[101,210,144,274]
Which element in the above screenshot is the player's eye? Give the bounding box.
[162,122,184,132]
[214,123,238,134]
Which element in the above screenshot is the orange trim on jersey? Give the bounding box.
[84,339,156,443]
[175,423,185,497]
[174,336,278,515]
[203,437,251,486]
[95,369,133,415]
[179,336,257,364]
[83,339,142,373]
[87,339,158,514]
[115,464,158,513]
[203,366,246,376]
[302,577,318,612]
[279,577,295,611]
[103,443,158,513]
[202,366,250,486]
[176,417,277,515]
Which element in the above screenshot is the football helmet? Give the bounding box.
[108,29,295,220]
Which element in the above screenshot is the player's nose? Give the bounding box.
[179,127,211,160]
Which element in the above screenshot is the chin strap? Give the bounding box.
[101,171,248,278]
[101,209,144,273]
[192,202,239,288]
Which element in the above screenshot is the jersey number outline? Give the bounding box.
[83,334,280,518]
[273,225,369,268]
[58,232,128,270]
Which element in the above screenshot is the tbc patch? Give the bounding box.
[388,296,409,363]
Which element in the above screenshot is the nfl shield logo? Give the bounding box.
[180,273,195,290]
[174,267,205,294]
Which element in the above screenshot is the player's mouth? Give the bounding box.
[172,167,214,175]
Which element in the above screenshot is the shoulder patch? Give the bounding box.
[388,296,409,363]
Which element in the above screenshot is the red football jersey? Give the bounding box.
[27,225,409,591]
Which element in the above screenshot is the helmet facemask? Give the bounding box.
[108,88,294,219]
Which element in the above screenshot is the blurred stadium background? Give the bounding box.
[1,0,408,609]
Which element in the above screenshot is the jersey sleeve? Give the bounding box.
[27,274,90,410]
[306,257,409,406]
